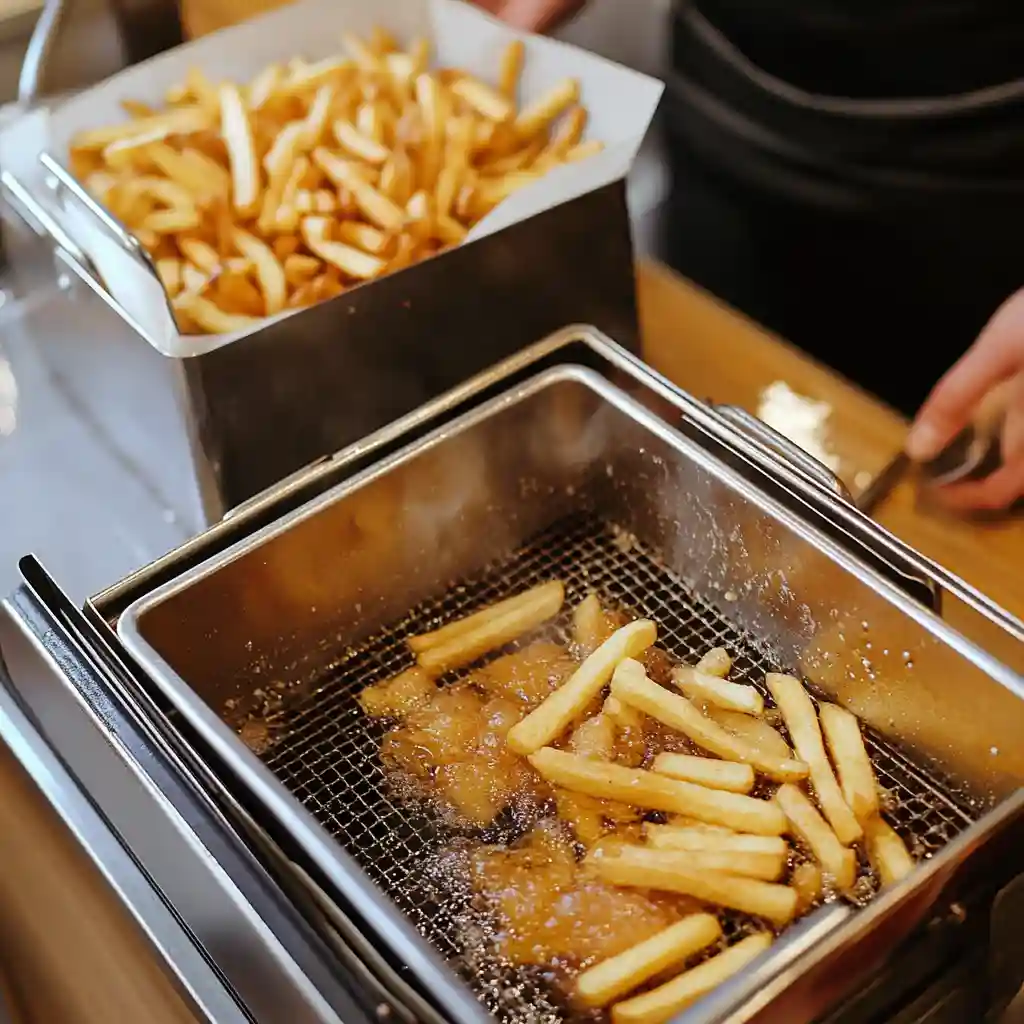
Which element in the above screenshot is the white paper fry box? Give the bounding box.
[0,0,662,358]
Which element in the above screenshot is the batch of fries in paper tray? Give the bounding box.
[0,0,662,356]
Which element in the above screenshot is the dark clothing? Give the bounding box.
[661,0,1024,415]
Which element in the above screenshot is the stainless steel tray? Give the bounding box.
[108,327,1024,1024]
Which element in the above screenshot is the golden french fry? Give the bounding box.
[819,703,880,823]
[333,119,390,164]
[140,207,201,234]
[865,816,915,887]
[528,748,787,836]
[507,621,658,755]
[118,175,197,210]
[313,148,405,231]
[336,221,389,254]
[703,706,792,761]
[180,262,210,294]
[219,84,260,215]
[696,647,732,678]
[182,148,232,194]
[652,753,755,794]
[407,581,564,655]
[71,106,210,151]
[435,214,467,246]
[611,661,809,782]
[576,914,721,1008]
[232,228,287,315]
[283,253,321,285]
[498,39,525,100]
[592,845,797,926]
[174,292,261,333]
[450,76,514,122]
[791,861,823,914]
[176,239,218,275]
[603,694,644,730]
[639,833,786,881]
[301,216,387,281]
[765,674,862,845]
[564,138,604,162]
[672,667,765,716]
[186,66,220,115]
[644,824,788,859]
[414,581,565,676]
[572,593,605,655]
[214,270,265,317]
[515,78,580,139]
[611,934,773,1024]
[156,257,183,297]
[246,63,284,110]
[775,783,856,893]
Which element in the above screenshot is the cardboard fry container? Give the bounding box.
[0,0,662,520]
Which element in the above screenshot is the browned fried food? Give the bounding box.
[470,823,697,967]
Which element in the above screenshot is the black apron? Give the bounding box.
[661,0,1024,415]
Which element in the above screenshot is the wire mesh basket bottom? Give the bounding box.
[260,513,975,1023]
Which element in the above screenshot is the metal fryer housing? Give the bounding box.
[107,329,1024,1024]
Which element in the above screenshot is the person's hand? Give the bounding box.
[906,287,1024,511]
[468,0,586,33]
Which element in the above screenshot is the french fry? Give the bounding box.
[765,674,862,845]
[644,824,788,859]
[611,660,809,782]
[71,106,211,150]
[592,846,797,926]
[672,667,764,716]
[283,254,319,285]
[178,238,220,275]
[611,934,773,1024]
[791,861,823,914]
[415,581,565,676]
[156,257,183,297]
[865,816,915,887]
[333,119,390,164]
[651,753,755,794]
[514,78,580,139]
[140,207,201,234]
[572,593,606,655]
[451,76,514,122]
[528,748,787,836]
[407,581,564,654]
[507,621,658,755]
[703,707,793,761]
[336,221,390,255]
[301,216,387,280]
[232,228,287,315]
[214,270,266,317]
[819,703,880,823]
[174,292,261,333]
[498,39,525,100]
[603,694,643,731]
[696,647,732,678]
[219,84,260,215]
[775,783,856,893]
[576,914,722,1008]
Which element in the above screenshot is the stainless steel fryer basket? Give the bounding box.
[113,352,1024,1024]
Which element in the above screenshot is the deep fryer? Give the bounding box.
[2,327,1024,1024]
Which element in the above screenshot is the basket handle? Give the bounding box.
[711,403,852,501]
